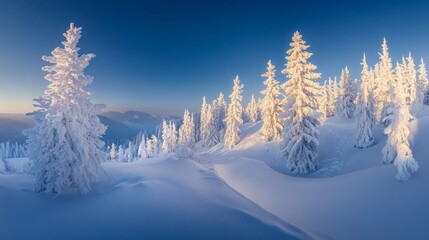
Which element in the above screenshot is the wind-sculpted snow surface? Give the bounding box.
[0,157,312,240]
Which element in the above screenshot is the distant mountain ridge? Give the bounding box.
[0,111,179,143]
[0,114,34,143]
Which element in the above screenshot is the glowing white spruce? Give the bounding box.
[280,31,322,174]
[25,23,106,194]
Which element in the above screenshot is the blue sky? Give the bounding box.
[1,0,429,115]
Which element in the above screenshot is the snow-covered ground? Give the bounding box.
[0,156,310,240]
[2,109,429,239]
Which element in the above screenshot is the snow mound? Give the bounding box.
[0,157,312,240]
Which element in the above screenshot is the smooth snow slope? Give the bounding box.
[0,157,312,240]
[207,109,429,240]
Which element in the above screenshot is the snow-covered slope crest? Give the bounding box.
[0,157,313,240]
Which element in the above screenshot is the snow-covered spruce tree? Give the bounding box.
[138,134,147,159]
[352,78,359,106]
[125,141,134,162]
[117,145,125,162]
[368,67,378,114]
[256,97,263,121]
[211,92,227,144]
[333,77,340,107]
[382,63,418,181]
[169,122,178,151]
[145,135,155,158]
[404,53,417,106]
[318,81,328,123]
[355,54,375,148]
[110,143,117,160]
[260,60,283,141]
[325,77,336,117]
[335,67,355,118]
[280,31,322,174]
[245,95,259,123]
[374,38,394,124]
[161,119,171,154]
[418,58,429,106]
[199,97,209,144]
[224,76,244,150]
[24,23,106,194]
[177,109,195,158]
[161,120,177,154]
[205,104,218,146]
[383,63,403,127]
[153,135,160,157]
[418,60,429,106]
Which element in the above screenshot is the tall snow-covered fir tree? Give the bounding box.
[374,38,394,124]
[325,77,336,117]
[352,78,359,110]
[199,97,209,144]
[161,120,178,154]
[146,135,158,158]
[332,77,340,108]
[417,58,429,106]
[211,92,227,144]
[404,53,417,106]
[319,81,328,123]
[383,62,403,127]
[335,67,355,118]
[138,134,147,159]
[205,104,218,146]
[355,54,375,148]
[117,145,125,162]
[177,109,195,158]
[125,141,135,162]
[170,122,178,151]
[24,23,106,194]
[382,62,418,181]
[109,143,117,160]
[257,97,263,120]
[260,60,283,141]
[368,67,377,115]
[280,31,322,174]
[245,95,259,123]
[161,119,170,154]
[224,76,244,150]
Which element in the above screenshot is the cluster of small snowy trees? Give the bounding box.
[200,93,228,147]
[190,32,323,173]
[0,142,26,160]
[136,32,429,180]
[297,38,426,181]
[192,34,427,180]
[108,126,164,162]
[351,39,427,181]
[107,111,196,162]
[129,33,427,181]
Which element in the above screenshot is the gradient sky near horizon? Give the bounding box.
[1,0,429,115]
